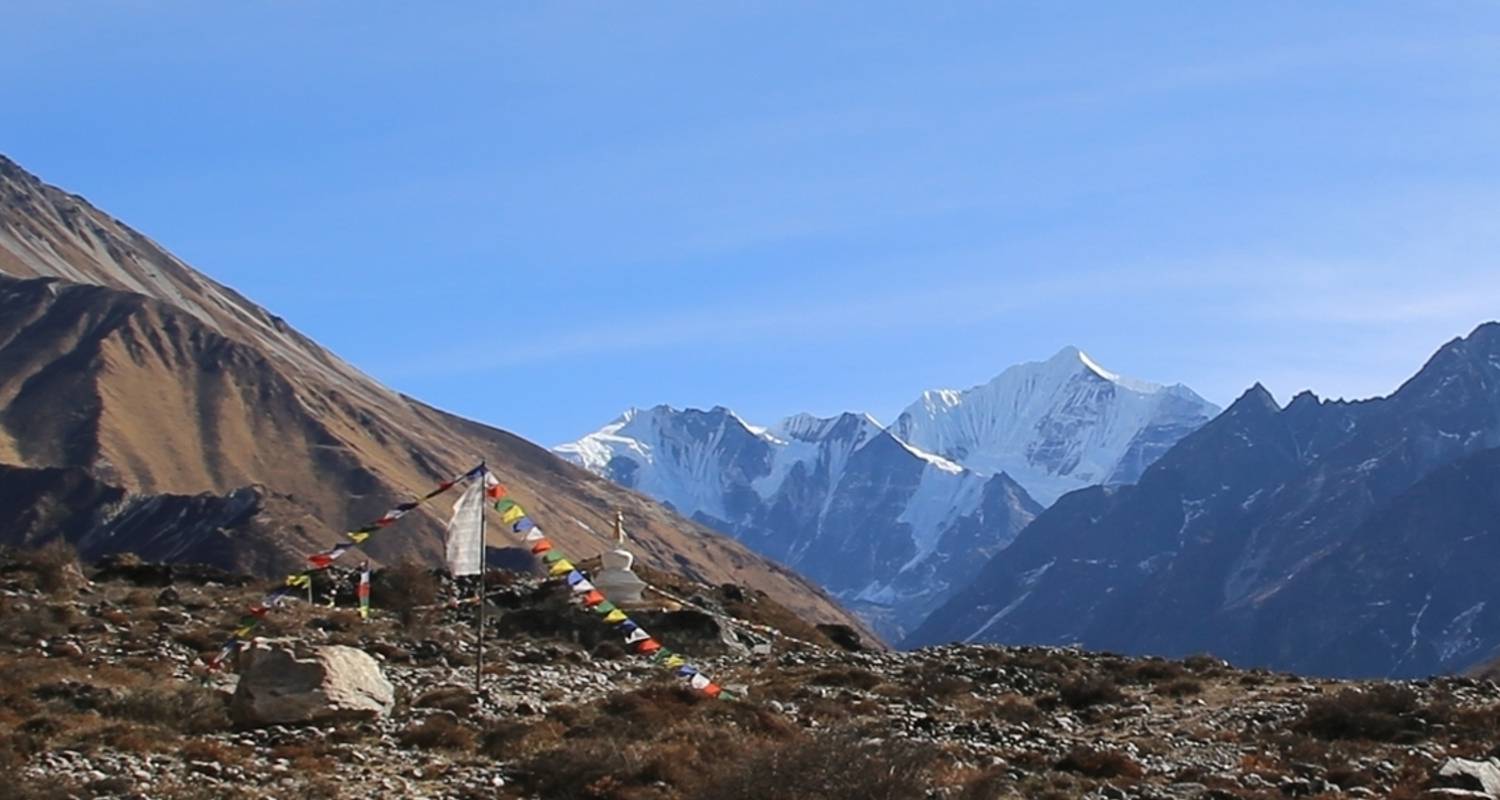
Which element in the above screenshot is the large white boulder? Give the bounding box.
[231,642,394,726]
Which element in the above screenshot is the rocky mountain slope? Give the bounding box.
[0,153,869,636]
[7,549,1500,800]
[909,323,1500,679]
[557,405,1042,641]
[892,346,1221,505]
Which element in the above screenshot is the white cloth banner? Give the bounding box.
[445,478,486,576]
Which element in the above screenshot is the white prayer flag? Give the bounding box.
[445,478,485,576]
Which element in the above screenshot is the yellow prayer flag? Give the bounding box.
[664,655,685,668]
[347,531,370,543]
[501,505,527,524]
[547,559,575,576]
[603,609,628,624]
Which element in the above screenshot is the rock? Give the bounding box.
[816,623,864,652]
[231,643,394,726]
[1431,758,1500,797]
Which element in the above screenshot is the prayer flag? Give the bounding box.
[444,478,486,576]
[637,639,662,655]
[530,539,553,555]
[548,559,575,577]
[689,674,711,691]
[358,564,371,620]
[603,609,628,624]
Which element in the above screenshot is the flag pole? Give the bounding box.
[475,461,486,694]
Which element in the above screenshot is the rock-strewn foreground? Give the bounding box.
[4,547,1500,800]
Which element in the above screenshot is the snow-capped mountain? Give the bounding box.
[557,349,1218,639]
[892,347,1221,505]
[907,323,1500,679]
[556,406,1041,640]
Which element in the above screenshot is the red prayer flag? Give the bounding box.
[583,590,606,607]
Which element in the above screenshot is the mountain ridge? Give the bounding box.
[0,153,873,639]
[908,322,1500,677]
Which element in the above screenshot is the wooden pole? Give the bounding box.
[475,461,486,694]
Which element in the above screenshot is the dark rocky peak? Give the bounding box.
[1390,322,1500,414]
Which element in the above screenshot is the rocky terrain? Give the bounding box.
[6,545,1500,800]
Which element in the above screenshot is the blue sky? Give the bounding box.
[4,2,1499,445]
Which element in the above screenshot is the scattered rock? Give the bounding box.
[1431,757,1500,797]
[231,643,394,726]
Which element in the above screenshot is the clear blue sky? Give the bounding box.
[4,3,1499,445]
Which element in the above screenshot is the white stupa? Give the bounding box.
[593,511,647,605]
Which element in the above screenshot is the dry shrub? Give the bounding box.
[810,666,883,691]
[693,730,941,800]
[1056,746,1144,779]
[1125,658,1186,684]
[103,683,230,734]
[14,540,84,596]
[179,739,246,765]
[990,693,1044,724]
[479,719,564,759]
[399,715,476,751]
[1157,678,1204,697]
[1057,675,1124,709]
[380,561,439,632]
[1294,686,1429,742]
[1183,653,1226,674]
[414,686,477,712]
[0,600,82,644]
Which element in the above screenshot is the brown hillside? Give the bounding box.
[0,154,871,638]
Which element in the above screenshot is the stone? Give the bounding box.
[231,643,394,726]
[1431,758,1500,797]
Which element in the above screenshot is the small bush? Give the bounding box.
[692,731,942,800]
[399,715,476,751]
[1057,676,1124,709]
[414,686,476,712]
[1295,686,1427,742]
[16,541,84,596]
[103,683,230,735]
[1056,746,1144,779]
[380,561,439,632]
[1126,659,1186,684]
[990,693,1044,724]
[1158,678,1204,697]
[810,667,883,691]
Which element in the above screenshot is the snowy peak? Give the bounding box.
[770,411,884,444]
[893,348,1220,505]
[555,402,1040,640]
